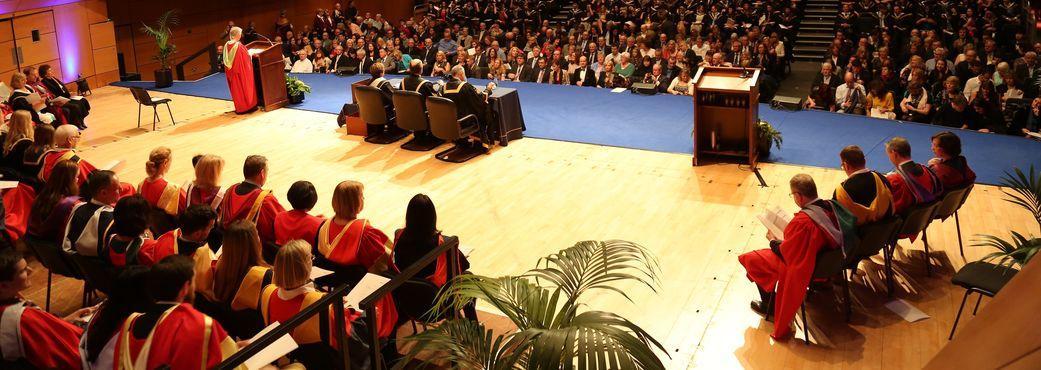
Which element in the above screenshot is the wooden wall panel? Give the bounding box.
[92,45,115,72]
[52,2,95,82]
[0,19,11,43]
[93,68,118,86]
[0,40,15,73]
[18,31,57,66]
[82,0,106,24]
[12,10,54,39]
[88,21,114,48]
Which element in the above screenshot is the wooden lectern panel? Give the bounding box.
[245,41,288,111]
[690,66,760,168]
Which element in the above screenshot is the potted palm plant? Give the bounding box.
[286,75,311,104]
[975,167,1041,268]
[398,240,668,369]
[141,10,179,88]
[757,119,783,159]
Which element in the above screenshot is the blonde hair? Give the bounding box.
[273,240,312,289]
[9,72,25,89]
[4,111,33,155]
[332,180,364,219]
[194,154,225,188]
[145,146,172,178]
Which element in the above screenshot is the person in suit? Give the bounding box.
[38,65,90,124]
[440,65,493,150]
[807,62,839,110]
[1014,52,1041,98]
[532,58,551,83]
[508,54,530,82]
[330,45,352,74]
[643,63,668,93]
[570,56,596,87]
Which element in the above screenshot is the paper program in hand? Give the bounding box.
[344,273,391,309]
[756,206,791,240]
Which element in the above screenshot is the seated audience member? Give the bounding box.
[274,180,325,247]
[0,248,91,369]
[28,160,81,242]
[899,81,932,123]
[393,194,478,320]
[113,255,240,368]
[365,62,405,138]
[182,154,226,212]
[314,181,398,339]
[615,53,635,79]
[100,195,154,267]
[40,125,133,197]
[928,131,977,189]
[834,145,893,225]
[25,66,87,129]
[531,58,551,83]
[548,62,567,85]
[865,80,896,119]
[430,51,450,77]
[63,170,121,256]
[571,56,596,87]
[262,240,371,369]
[138,147,184,235]
[884,137,943,215]
[7,72,56,125]
[1,111,35,182]
[20,124,55,186]
[220,155,285,249]
[39,64,91,120]
[202,220,270,338]
[290,50,315,73]
[598,60,623,88]
[400,60,436,97]
[834,72,866,115]
[667,68,693,96]
[738,174,853,340]
[80,266,151,370]
[441,65,493,149]
[139,203,217,295]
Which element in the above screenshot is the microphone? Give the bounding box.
[739,65,752,79]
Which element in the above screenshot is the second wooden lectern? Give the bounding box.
[245,41,288,111]
[690,66,760,167]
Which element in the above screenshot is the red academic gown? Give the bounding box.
[180,184,225,212]
[260,286,364,346]
[392,231,451,288]
[2,183,36,241]
[114,303,240,370]
[220,183,285,245]
[738,203,840,339]
[37,148,136,198]
[223,40,258,113]
[273,210,325,247]
[137,178,186,216]
[929,156,977,190]
[316,218,399,339]
[886,161,944,215]
[0,300,84,370]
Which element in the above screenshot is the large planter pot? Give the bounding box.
[757,135,772,159]
[288,92,305,104]
[154,69,173,88]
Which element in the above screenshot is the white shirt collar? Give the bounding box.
[276,282,316,300]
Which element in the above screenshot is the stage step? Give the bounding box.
[798,32,835,40]
[793,53,825,61]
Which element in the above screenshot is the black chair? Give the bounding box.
[427,97,485,163]
[392,90,444,151]
[797,242,860,345]
[22,235,84,312]
[129,87,174,130]
[845,217,902,300]
[948,261,1018,340]
[892,200,941,284]
[927,184,974,259]
[391,278,443,334]
[355,85,408,144]
[70,254,117,297]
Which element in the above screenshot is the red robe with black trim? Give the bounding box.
[738,207,839,339]
[113,303,240,370]
[138,178,186,216]
[220,183,285,245]
[929,156,977,190]
[2,183,36,241]
[273,210,325,247]
[0,300,83,370]
[223,40,258,113]
[317,219,399,339]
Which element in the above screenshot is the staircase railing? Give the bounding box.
[175,43,220,80]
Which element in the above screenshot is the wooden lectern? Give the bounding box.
[690,66,760,167]
[245,41,288,111]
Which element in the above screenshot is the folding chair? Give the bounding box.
[129,87,175,130]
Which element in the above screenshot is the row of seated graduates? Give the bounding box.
[0,140,476,367]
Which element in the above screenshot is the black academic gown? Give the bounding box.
[400,74,436,98]
[441,77,492,141]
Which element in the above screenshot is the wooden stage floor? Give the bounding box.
[23,86,1031,369]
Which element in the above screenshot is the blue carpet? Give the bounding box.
[114,73,1041,185]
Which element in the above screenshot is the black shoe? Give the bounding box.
[751,300,773,321]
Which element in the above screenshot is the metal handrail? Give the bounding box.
[175,43,219,80]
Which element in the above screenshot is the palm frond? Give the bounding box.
[1000,166,1041,231]
[432,275,568,331]
[521,311,667,370]
[974,232,1041,269]
[526,240,660,304]
[140,10,180,69]
[394,319,531,370]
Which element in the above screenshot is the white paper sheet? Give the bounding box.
[756,206,791,240]
[51,96,70,105]
[102,159,126,172]
[885,299,930,322]
[26,92,43,105]
[344,273,390,309]
[0,181,18,190]
[611,87,627,93]
[310,266,334,280]
[244,322,299,370]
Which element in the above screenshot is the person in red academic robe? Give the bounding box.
[884,137,944,215]
[39,125,135,197]
[223,26,258,114]
[273,181,325,247]
[179,154,227,213]
[138,147,186,215]
[101,196,157,268]
[113,255,242,370]
[2,182,36,242]
[928,131,977,190]
[738,174,852,340]
[0,248,92,369]
[315,181,398,340]
[219,155,285,256]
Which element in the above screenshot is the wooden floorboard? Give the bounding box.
[20,86,1027,369]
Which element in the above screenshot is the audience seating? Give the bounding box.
[391,277,443,334]
[22,235,84,312]
[427,96,483,163]
[129,87,174,131]
[355,85,406,144]
[948,261,1018,340]
[928,185,975,259]
[392,90,444,151]
[797,246,852,345]
[69,254,116,298]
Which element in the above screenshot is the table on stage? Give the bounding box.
[386,78,526,146]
